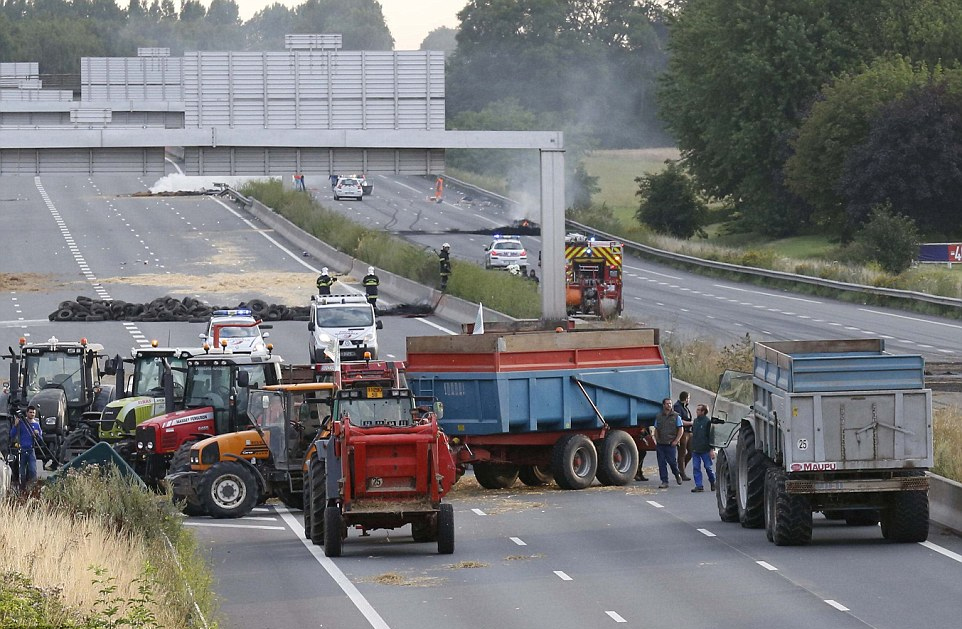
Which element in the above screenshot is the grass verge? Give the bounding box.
[240,179,542,318]
[0,467,218,628]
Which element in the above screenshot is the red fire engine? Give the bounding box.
[564,233,624,317]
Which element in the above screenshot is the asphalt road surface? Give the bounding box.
[4,171,961,629]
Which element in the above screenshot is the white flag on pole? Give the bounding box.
[473,302,485,335]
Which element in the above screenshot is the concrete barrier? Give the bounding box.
[929,473,962,534]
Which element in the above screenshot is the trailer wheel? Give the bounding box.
[715,449,739,522]
[768,468,812,546]
[736,423,767,528]
[323,506,343,557]
[169,440,204,516]
[200,461,258,519]
[473,462,519,489]
[844,510,880,526]
[595,430,638,486]
[551,434,598,490]
[308,454,326,545]
[518,465,553,487]
[881,490,929,543]
[437,503,455,555]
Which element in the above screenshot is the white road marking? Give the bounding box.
[859,308,962,330]
[553,571,572,581]
[605,611,627,623]
[471,508,487,516]
[825,600,849,612]
[715,284,821,303]
[184,522,286,531]
[509,537,527,546]
[756,561,778,571]
[627,266,682,280]
[417,318,458,335]
[920,541,962,563]
[276,507,392,629]
[646,500,664,508]
[697,528,716,537]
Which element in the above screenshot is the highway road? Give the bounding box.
[3,171,962,629]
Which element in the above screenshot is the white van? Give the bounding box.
[308,295,381,362]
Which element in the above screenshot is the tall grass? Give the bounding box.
[934,406,962,482]
[240,179,542,318]
[0,467,218,628]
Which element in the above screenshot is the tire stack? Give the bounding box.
[47,296,312,322]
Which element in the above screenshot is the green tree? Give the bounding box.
[419,26,456,54]
[294,0,393,50]
[180,0,205,21]
[658,0,962,237]
[634,160,707,239]
[785,56,929,237]
[839,81,962,235]
[851,204,920,274]
[243,2,294,50]
[206,0,239,25]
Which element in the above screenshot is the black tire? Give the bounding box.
[715,449,739,522]
[277,486,303,510]
[736,423,767,529]
[302,479,312,540]
[437,503,455,555]
[768,468,812,546]
[551,433,598,490]
[170,440,205,516]
[308,453,326,545]
[58,427,99,463]
[595,430,638,486]
[844,510,880,526]
[881,490,929,543]
[473,462,519,489]
[55,309,73,321]
[323,506,343,557]
[199,461,258,519]
[518,465,553,487]
[764,467,777,543]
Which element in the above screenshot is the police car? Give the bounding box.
[200,309,271,353]
[484,236,528,271]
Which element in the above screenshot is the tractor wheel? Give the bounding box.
[595,430,638,486]
[437,503,455,555]
[302,481,312,539]
[113,440,137,468]
[881,490,929,543]
[518,465,553,487]
[308,454,326,545]
[735,423,767,528]
[716,449,739,522]
[551,433,598,490]
[169,440,204,516]
[58,427,99,463]
[276,487,303,510]
[768,468,812,546]
[323,506,343,557]
[472,462,519,489]
[199,461,258,519]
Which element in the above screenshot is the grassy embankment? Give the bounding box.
[0,468,219,628]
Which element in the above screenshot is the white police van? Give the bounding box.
[308,295,381,363]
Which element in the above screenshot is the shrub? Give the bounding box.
[634,161,707,239]
[850,204,920,274]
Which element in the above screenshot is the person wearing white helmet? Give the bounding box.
[362,266,380,310]
[435,243,452,291]
[316,267,333,296]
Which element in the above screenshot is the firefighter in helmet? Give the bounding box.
[362,266,380,310]
[316,267,334,296]
[435,243,452,291]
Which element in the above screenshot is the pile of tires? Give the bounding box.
[47,296,311,322]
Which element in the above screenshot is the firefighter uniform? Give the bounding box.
[437,244,451,291]
[362,266,380,309]
[316,267,334,295]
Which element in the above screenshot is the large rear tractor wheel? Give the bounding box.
[323,506,343,557]
[472,462,519,489]
[881,490,929,543]
[308,454,327,545]
[199,461,258,519]
[767,468,812,546]
[735,423,767,529]
[715,449,739,522]
[595,430,638,486]
[551,434,598,490]
[437,503,455,555]
[169,440,204,516]
[518,465,553,487]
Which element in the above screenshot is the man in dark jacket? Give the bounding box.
[674,391,693,481]
[690,404,720,493]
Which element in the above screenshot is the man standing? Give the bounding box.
[362,266,380,310]
[316,267,334,296]
[674,391,693,481]
[690,404,719,493]
[653,398,684,488]
[9,405,42,489]
[436,243,452,291]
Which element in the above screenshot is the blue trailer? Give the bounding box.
[406,328,671,490]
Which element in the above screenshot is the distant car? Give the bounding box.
[484,236,528,271]
[334,177,363,201]
[201,309,270,353]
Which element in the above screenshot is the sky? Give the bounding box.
[233,1,465,51]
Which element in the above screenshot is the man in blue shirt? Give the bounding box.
[9,405,42,488]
